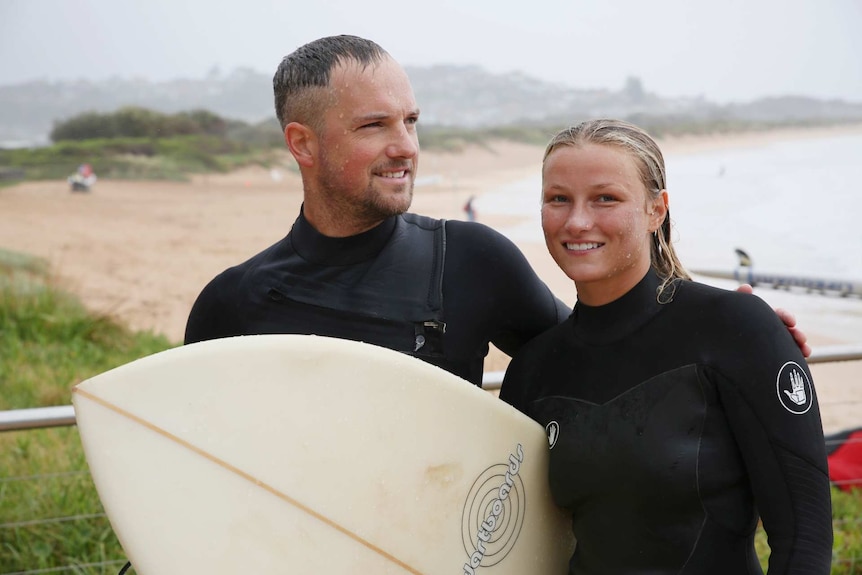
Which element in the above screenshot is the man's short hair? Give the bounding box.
[273,35,389,132]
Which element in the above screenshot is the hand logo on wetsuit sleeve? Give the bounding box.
[545,421,560,449]
[783,370,807,405]
[776,361,813,415]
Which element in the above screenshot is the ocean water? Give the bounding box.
[477,132,862,344]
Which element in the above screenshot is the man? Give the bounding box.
[184,35,568,386]
[184,35,808,386]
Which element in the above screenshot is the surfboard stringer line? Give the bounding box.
[73,386,425,575]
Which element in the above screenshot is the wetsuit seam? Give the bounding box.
[771,439,832,478]
[551,363,701,406]
[428,219,446,311]
[678,366,710,574]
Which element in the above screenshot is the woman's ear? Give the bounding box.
[284,122,317,168]
[650,190,669,232]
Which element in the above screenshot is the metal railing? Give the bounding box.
[3,344,861,432]
[0,405,76,432]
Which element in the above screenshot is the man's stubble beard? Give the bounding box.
[318,168,415,228]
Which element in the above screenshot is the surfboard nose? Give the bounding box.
[73,334,574,575]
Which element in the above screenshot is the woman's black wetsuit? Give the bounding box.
[500,270,832,575]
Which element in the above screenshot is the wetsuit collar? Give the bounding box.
[290,209,398,266]
[571,269,665,345]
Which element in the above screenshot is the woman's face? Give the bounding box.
[541,143,666,305]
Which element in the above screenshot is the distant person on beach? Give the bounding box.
[463,195,477,221]
[68,163,96,192]
[184,35,810,385]
[500,119,832,574]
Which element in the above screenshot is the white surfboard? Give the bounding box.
[72,334,574,575]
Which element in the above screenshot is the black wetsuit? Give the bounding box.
[185,211,569,385]
[500,270,833,575]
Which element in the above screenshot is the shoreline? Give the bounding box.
[657,122,862,156]
[453,121,862,296]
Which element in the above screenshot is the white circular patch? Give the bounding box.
[545,421,560,449]
[775,361,813,415]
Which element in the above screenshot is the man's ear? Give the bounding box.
[284,122,317,168]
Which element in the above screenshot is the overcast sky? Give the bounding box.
[2,0,861,104]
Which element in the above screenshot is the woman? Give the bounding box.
[500,119,832,574]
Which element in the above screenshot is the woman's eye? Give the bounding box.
[596,194,617,203]
[544,194,568,204]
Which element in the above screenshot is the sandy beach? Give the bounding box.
[2,123,860,432]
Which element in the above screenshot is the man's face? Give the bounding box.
[312,56,420,232]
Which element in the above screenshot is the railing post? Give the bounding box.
[0,405,76,432]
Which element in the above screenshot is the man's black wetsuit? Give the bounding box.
[500,270,833,575]
[185,211,569,385]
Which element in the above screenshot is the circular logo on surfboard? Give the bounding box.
[460,444,526,573]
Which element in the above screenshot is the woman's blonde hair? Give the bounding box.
[543,119,690,298]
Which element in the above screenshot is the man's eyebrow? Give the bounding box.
[354,112,389,123]
[354,108,420,123]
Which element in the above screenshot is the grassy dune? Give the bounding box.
[1,249,172,574]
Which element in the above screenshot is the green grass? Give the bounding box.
[1,427,127,574]
[0,247,860,574]
[831,487,862,572]
[0,251,173,411]
[1,249,173,574]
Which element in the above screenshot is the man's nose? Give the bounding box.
[388,123,418,158]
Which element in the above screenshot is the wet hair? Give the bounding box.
[543,119,691,299]
[273,35,389,131]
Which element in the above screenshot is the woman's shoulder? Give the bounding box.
[674,279,782,326]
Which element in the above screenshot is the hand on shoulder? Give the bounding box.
[734,283,810,357]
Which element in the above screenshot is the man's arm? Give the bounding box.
[184,270,242,345]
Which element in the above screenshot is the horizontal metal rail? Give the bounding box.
[807,344,862,364]
[1,559,128,575]
[481,343,862,391]
[0,405,76,432]
[2,344,861,432]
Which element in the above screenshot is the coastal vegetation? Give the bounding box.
[1,248,172,574]
[0,107,286,185]
[0,247,860,573]
[2,106,858,186]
